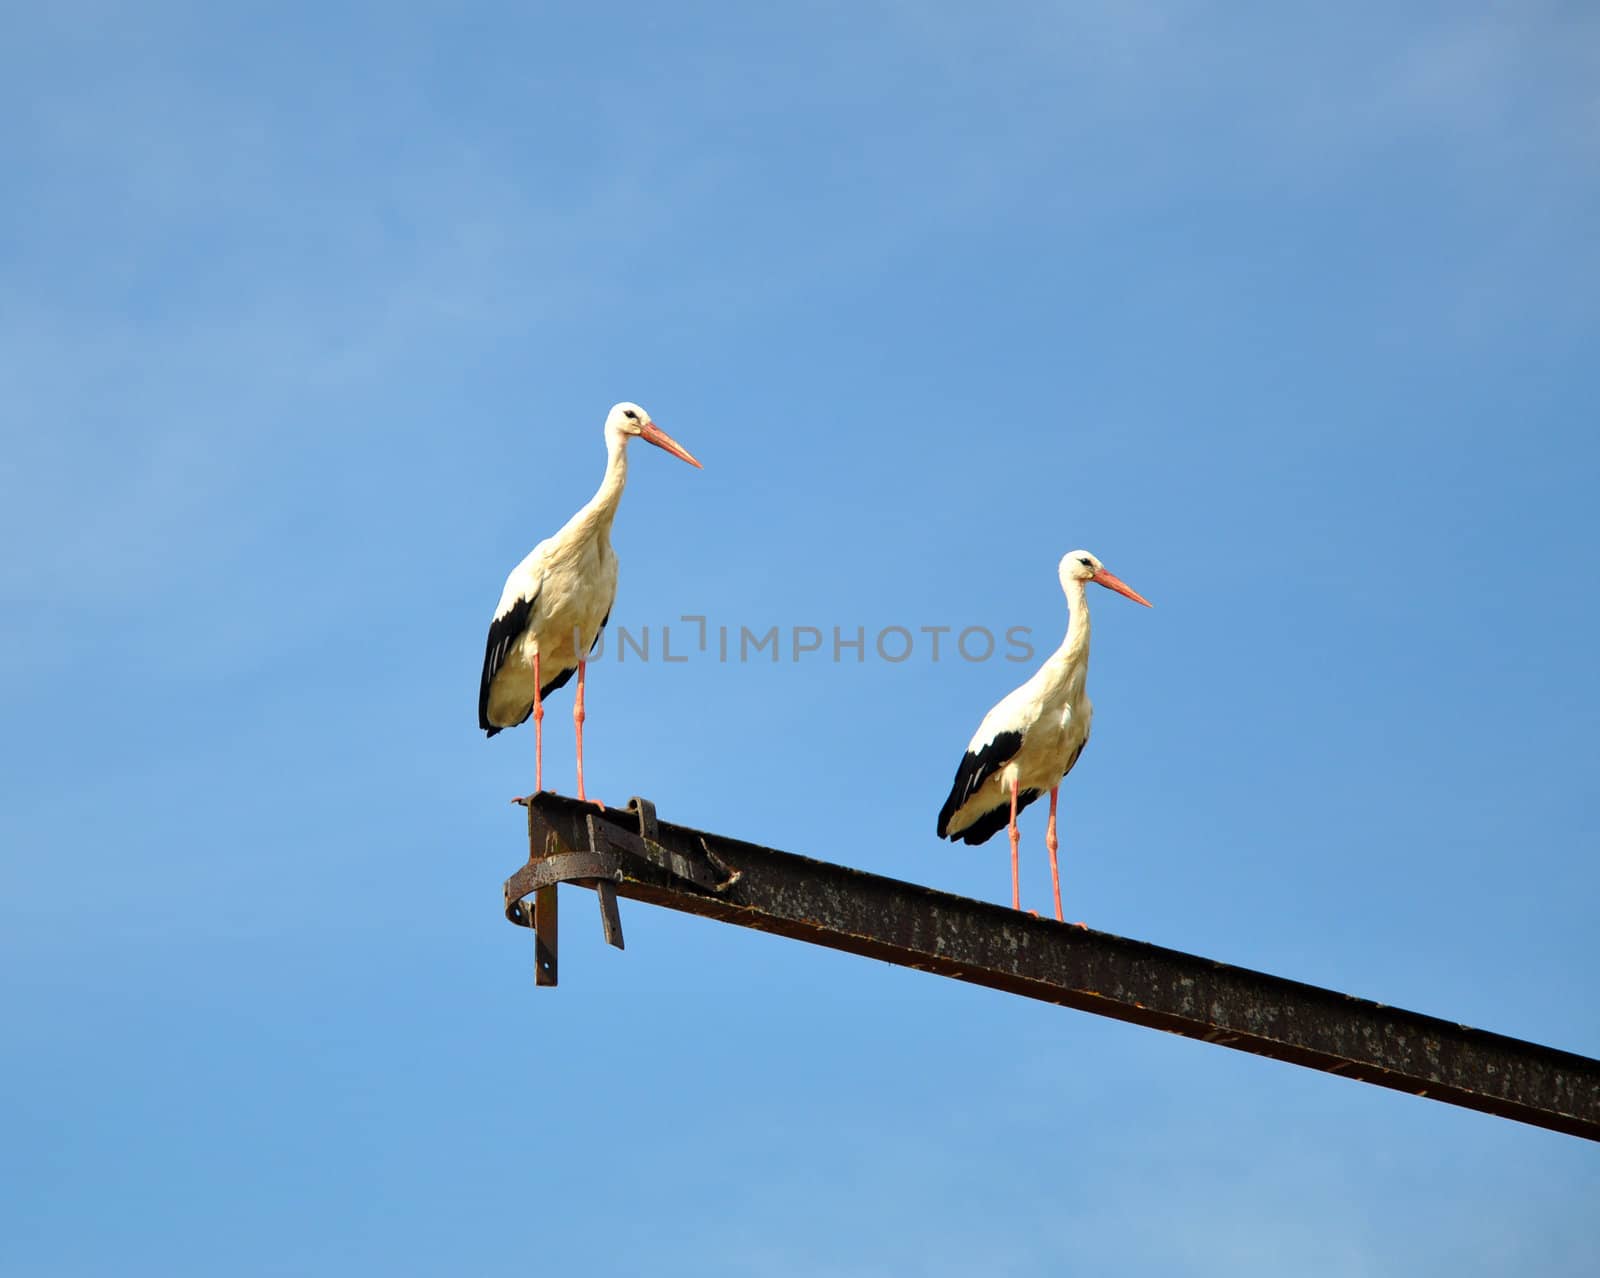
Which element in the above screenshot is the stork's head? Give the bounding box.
[1059,550,1153,607]
[605,402,703,468]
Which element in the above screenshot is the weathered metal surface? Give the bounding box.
[595,880,624,950]
[533,884,557,987]
[504,792,1600,1143]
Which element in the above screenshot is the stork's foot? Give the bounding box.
[1070,920,1088,931]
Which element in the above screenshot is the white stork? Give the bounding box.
[936,550,1152,921]
[478,401,702,801]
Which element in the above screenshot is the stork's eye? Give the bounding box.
[1078,557,1093,568]
[624,410,639,421]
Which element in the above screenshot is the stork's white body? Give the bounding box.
[936,551,1150,919]
[477,402,701,798]
[482,499,619,732]
[937,578,1095,845]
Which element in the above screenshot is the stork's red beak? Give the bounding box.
[1092,569,1153,607]
[640,420,703,469]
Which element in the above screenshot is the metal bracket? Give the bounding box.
[504,794,742,984]
[589,813,625,951]
[621,796,742,894]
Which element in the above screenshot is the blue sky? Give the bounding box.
[4,1,1598,1273]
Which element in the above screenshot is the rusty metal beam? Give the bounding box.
[504,792,1600,1143]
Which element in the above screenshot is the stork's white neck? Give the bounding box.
[1050,577,1092,680]
[580,428,629,533]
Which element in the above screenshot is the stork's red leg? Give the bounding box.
[1008,777,1021,912]
[1047,786,1062,922]
[532,651,544,796]
[574,660,589,802]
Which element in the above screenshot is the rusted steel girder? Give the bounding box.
[504,792,1600,1143]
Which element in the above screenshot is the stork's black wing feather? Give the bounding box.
[478,592,607,736]
[935,729,1025,840]
[951,787,1044,846]
[479,591,536,736]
